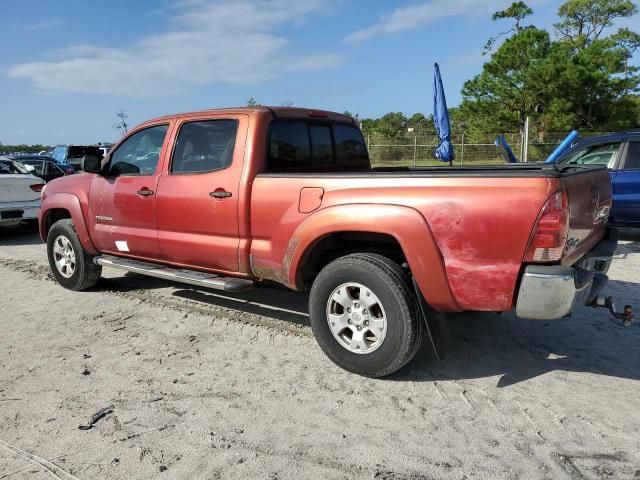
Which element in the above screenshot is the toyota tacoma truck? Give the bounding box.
[39,107,624,377]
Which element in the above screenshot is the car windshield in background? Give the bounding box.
[559,142,621,167]
[0,159,30,174]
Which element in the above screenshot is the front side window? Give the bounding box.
[267,121,370,172]
[624,141,640,169]
[45,161,64,176]
[171,120,238,173]
[560,142,621,167]
[108,124,168,176]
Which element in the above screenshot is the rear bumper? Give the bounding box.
[515,228,617,320]
[0,201,40,225]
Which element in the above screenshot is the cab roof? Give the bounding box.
[139,106,356,126]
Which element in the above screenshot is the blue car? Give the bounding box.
[556,132,640,227]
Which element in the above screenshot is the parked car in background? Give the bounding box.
[52,145,103,171]
[9,155,74,183]
[556,132,640,227]
[0,157,44,227]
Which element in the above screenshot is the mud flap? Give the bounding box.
[412,278,450,360]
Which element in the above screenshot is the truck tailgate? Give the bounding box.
[562,167,612,263]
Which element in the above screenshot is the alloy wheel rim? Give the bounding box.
[326,282,387,354]
[53,235,76,278]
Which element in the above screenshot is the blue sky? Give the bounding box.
[0,0,637,145]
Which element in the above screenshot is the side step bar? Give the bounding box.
[95,255,254,292]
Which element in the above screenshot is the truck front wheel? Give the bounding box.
[309,253,423,377]
[47,219,102,291]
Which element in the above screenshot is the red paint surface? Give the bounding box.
[40,107,611,313]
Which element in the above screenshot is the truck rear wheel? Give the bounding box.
[47,219,102,291]
[309,253,423,377]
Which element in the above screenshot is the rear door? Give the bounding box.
[613,137,640,226]
[155,115,248,272]
[89,123,171,258]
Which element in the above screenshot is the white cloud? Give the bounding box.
[9,0,343,97]
[345,0,541,44]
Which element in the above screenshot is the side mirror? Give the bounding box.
[81,154,101,174]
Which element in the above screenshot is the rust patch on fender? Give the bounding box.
[282,237,300,284]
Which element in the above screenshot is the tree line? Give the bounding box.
[359,0,640,140]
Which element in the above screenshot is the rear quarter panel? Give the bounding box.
[250,174,558,312]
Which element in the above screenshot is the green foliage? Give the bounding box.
[555,0,637,47]
[246,97,258,107]
[0,144,52,155]
[492,1,533,30]
[462,0,640,135]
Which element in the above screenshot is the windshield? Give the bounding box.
[558,142,621,167]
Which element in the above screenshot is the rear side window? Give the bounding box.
[625,141,640,169]
[171,120,238,173]
[267,121,369,172]
[334,125,369,166]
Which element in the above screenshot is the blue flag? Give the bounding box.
[433,63,454,164]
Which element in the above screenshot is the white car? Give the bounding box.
[0,157,45,227]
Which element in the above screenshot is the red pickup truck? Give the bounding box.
[39,107,621,377]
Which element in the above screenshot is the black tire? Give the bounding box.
[309,253,423,378]
[47,219,102,291]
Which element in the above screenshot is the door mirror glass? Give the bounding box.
[82,154,101,173]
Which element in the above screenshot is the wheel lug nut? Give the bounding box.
[347,307,351,313]
[363,309,368,314]
[357,326,362,330]
[355,303,360,308]
[347,319,352,324]
[364,320,369,326]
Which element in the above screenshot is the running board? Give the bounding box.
[95,255,254,292]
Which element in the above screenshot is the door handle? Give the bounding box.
[137,188,154,197]
[209,190,232,199]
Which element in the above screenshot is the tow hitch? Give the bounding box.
[590,295,633,326]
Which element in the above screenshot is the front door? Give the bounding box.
[613,139,640,226]
[89,124,171,259]
[155,115,247,272]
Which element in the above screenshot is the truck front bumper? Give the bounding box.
[515,228,618,320]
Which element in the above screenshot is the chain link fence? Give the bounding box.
[364,131,612,167]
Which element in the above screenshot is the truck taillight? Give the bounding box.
[30,183,44,192]
[525,190,569,263]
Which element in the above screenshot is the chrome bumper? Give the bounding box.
[515,228,618,320]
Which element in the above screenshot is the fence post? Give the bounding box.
[523,117,530,163]
[367,134,370,149]
[460,133,465,166]
[413,136,417,167]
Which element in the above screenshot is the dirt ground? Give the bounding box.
[1,228,639,480]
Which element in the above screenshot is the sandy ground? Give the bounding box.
[0,228,639,480]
